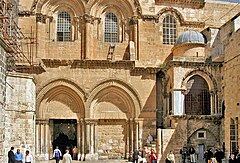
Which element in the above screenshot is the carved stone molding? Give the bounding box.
[18,10,32,17]
[155,0,205,9]
[31,0,39,13]
[129,16,139,25]
[36,13,47,23]
[80,14,101,24]
[141,15,159,23]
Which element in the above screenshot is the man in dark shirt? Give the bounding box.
[8,147,15,163]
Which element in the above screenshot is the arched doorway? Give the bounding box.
[36,80,85,160]
[86,80,142,160]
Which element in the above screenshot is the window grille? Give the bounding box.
[184,75,211,115]
[163,15,177,45]
[104,13,118,43]
[230,118,238,153]
[57,11,71,42]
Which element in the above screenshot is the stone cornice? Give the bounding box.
[155,0,205,9]
[18,10,32,17]
[163,60,223,71]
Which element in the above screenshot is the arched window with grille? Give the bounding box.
[184,75,211,115]
[104,12,118,43]
[57,11,71,41]
[163,14,177,45]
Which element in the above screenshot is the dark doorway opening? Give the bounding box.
[51,119,77,158]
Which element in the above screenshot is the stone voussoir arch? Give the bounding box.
[188,127,218,142]
[36,78,87,117]
[181,70,217,92]
[157,7,184,24]
[35,0,85,15]
[85,78,142,119]
[87,0,142,17]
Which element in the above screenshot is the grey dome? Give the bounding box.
[175,30,205,45]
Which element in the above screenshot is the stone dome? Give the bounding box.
[175,30,205,45]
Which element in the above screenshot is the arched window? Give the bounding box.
[57,11,71,41]
[184,75,210,115]
[163,15,177,45]
[104,12,118,43]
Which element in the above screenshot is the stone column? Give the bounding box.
[36,121,40,155]
[138,119,144,149]
[173,90,184,115]
[157,128,162,159]
[86,122,90,153]
[125,119,129,159]
[77,120,81,157]
[90,122,95,154]
[129,118,134,152]
[81,119,85,160]
[45,121,49,159]
[83,14,94,59]
[210,91,215,114]
[135,119,139,150]
[130,16,138,60]
[40,121,45,154]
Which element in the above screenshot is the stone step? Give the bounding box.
[38,159,128,163]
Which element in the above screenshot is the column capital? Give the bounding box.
[36,119,48,125]
[84,118,98,125]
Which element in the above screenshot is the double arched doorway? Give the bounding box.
[36,79,142,161]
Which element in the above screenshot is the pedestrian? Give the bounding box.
[14,149,23,163]
[53,146,62,163]
[189,147,196,163]
[8,147,15,163]
[166,150,175,163]
[72,146,78,160]
[25,150,33,163]
[62,149,72,163]
[149,149,158,163]
[207,149,213,163]
[132,148,139,163]
[180,147,187,163]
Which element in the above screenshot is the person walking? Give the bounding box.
[25,150,33,163]
[189,147,196,163]
[62,149,72,163]
[8,147,15,163]
[53,146,62,163]
[14,149,23,163]
[72,146,78,160]
[166,151,175,163]
[132,148,139,163]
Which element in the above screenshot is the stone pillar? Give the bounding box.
[90,122,95,154]
[86,122,90,153]
[40,122,45,154]
[129,118,134,152]
[77,120,81,157]
[83,14,94,59]
[210,91,215,114]
[125,119,130,159]
[135,119,139,150]
[81,119,85,160]
[130,16,138,60]
[157,128,162,159]
[36,122,40,155]
[45,121,49,159]
[138,119,144,149]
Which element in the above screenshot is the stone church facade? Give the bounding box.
[0,0,240,162]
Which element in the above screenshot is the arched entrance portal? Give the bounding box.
[86,80,142,160]
[36,80,85,161]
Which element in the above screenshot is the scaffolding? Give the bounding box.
[0,0,36,73]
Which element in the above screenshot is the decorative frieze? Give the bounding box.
[81,14,101,24]
[36,13,47,23]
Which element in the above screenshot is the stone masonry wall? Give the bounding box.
[0,47,7,162]
[4,73,36,163]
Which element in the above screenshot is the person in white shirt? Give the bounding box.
[25,150,33,163]
[62,149,72,163]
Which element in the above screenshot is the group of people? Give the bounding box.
[8,147,33,163]
[129,147,158,163]
[229,151,240,163]
[53,146,73,163]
